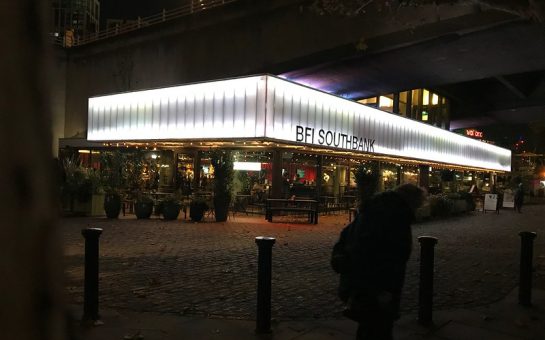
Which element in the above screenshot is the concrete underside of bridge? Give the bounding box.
[52,0,545,151]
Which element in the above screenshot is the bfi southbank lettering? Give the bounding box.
[295,125,375,153]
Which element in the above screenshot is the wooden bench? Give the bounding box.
[265,199,318,224]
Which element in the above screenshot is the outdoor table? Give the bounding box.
[265,198,318,224]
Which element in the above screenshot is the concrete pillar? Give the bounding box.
[406,90,413,119]
[378,162,384,192]
[397,166,402,186]
[271,149,283,199]
[393,93,400,114]
[419,165,430,190]
[315,155,323,201]
[193,150,201,190]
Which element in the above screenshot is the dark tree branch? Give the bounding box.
[312,0,545,22]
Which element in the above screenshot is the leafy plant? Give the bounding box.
[210,150,234,221]
[136,194,153,204]
[355,162,380,208]
[100,150,125,195]
[190,197,209,222]
[190,197,209,210]
[124,150,145,196]
[62,156,95,203]
[234,171,252,194]
[429,194,454,218]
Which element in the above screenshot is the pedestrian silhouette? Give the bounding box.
[332,183,426,340]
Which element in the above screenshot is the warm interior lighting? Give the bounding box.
[78,149,90,154]
[432,94,439,105]
[423,89,430,105]
[422,111,429,121]
[358,97,377,105]
[379,96,393,108]
[233,161,261,171]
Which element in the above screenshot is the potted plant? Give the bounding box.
[134,194,154,219]
[103,190,122,218]
[162,196,181,220]
[189,197,208,222]
[210,150,234,222]
[101,151,125,219]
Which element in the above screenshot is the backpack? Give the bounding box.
[331,219,355,274]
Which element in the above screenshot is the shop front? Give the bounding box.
[66,74,510,213]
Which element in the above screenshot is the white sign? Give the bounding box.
[87,75,511,172]
[503,190,515,208]
[233,162,261,171]
[484,194,498,211]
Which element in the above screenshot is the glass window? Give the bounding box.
[422,110,429,121]
[379,94,394,113]
[432,93,439,105]
[358,97,377,106]
[399,91,409,117]
[422,89,430,106]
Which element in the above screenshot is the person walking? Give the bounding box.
[332,183,426,340]
[514,183,524,213]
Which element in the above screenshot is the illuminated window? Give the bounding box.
[422,89,430,105]
[379,96,393,108]
[432,94,439,105]
[358,97,377,105]
[422,110,428,121]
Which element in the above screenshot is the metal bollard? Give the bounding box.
[418,236,438,326]
[82,228,103,322]
[255,236,276,334]
[518,231,537,306]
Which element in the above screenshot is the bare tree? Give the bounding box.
[0,1,67,339]
[312,0,545,22]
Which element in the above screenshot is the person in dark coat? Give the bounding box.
[332,183,426,340]
[514,183,524,213]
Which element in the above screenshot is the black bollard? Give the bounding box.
[418,236,438,326]
[82,228,103,322]
[518,231,537,306]
[255,236,276,334]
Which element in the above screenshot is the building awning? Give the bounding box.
[88,74,511,172]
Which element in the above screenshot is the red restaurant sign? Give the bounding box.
[466,129,483,138]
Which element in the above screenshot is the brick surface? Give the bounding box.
[62,205,545,320]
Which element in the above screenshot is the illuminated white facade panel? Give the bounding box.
[264,76,510,172]
[88,76,267,141]
[88,75,511,172]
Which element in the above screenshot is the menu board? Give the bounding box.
[484,194,498,211]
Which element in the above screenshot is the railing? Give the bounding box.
[52,0,239,47]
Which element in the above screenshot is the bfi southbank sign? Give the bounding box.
[295,125,375,153]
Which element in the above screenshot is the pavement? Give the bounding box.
[60,205,545,339]
[72,287,545,339]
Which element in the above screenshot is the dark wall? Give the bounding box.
[62,0,478,138]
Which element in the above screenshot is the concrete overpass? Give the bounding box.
[52,0,545,152]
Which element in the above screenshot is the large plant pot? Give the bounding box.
[214,197,230,222]
[162,202,181,220]
[190,203,206,222]
[104,194,121,219]
[135,201,154,219]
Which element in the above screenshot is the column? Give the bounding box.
[315,155,323,201]
[193,150,201,190]
[271,149,283,199]
[419,165,430,190]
